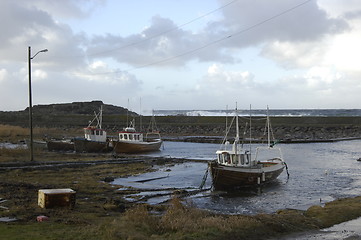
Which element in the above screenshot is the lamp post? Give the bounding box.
[28,46,48,161]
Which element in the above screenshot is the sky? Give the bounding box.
[1,0,361,113]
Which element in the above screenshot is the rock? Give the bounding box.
[102,177,115,182]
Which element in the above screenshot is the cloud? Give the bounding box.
[1,0,361,110]
[82,0,349,70]
[217,0,348,46]
[202,63,254,87]
[86,15,236,67]
[0,69,8,83]
[22,0,106,20]
[73,60,142,86]
[261,41,326,69]
[0,0,87,71]
[32,69,48,82]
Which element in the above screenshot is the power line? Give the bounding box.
[64,0,239,59]
[88,0,239,57]
[91,0,312,75]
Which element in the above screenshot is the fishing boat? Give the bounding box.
[111,116,162,154]
[74,106,112,153]
[47,138,74,152]
[26,139,47,150]
[209,106,286,190]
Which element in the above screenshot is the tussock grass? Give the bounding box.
[0,124,81,142]
[0,147,29,162]
[105,198,319,240]
[0,124,28,140]
[305,196,361,228]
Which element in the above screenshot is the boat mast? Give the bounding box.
[234,103,239,154]
[99,105,103,129]
[139,97,142,132]
[126,98,129,128]
[225,105,228,135]
[235,103,239,142]
[267,106,270,147]
[249,104,252,155]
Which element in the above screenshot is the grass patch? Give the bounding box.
[0,124,82,143]
[2,160,361,239]
[305,196,361,228]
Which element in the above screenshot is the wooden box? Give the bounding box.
[38,189,76,209]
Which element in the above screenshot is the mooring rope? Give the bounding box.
[284,162,290,179]
[199,166,209,189]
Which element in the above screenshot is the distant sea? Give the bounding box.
[151,109,361,117]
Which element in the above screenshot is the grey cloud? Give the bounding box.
[0,1,88,71]
[343,9,361,20]
[86,15,236,67]
[215,0,348,46]
[85,0,349,68]
[23,0,106,20]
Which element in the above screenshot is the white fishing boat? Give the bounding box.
[209,106,287,190]
[111,116,162,154]
[74,106,112,153]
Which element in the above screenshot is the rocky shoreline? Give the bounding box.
[1,101,361,143]
[160,124,361,144]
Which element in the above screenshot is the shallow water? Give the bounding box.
[276,216,361,240]
[0,142,26,149]
[113,140,361,215]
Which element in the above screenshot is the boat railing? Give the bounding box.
[254,146,284,163]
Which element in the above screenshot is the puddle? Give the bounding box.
[0,217,17,222]
[113,162,211,190]
[112,162,211,205]
[0,142,26,149]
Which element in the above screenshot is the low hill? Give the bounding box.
[0,101,137,128]
[21,100,135,115]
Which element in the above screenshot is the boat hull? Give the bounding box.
[112,139,162,154]
[47,140,74,152]
[209,161,285,190]
[74,138,112,153]
[26,140,47,150]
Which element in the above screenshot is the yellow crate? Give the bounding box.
[38,189,76,209]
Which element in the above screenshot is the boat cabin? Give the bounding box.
[118,127,144,142]
[84,127,107,142]
[216,149,255,166]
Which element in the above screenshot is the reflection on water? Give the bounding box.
[113,140,361,215]
[0,142,27,149]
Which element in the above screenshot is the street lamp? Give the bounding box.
[28,46,48,161]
